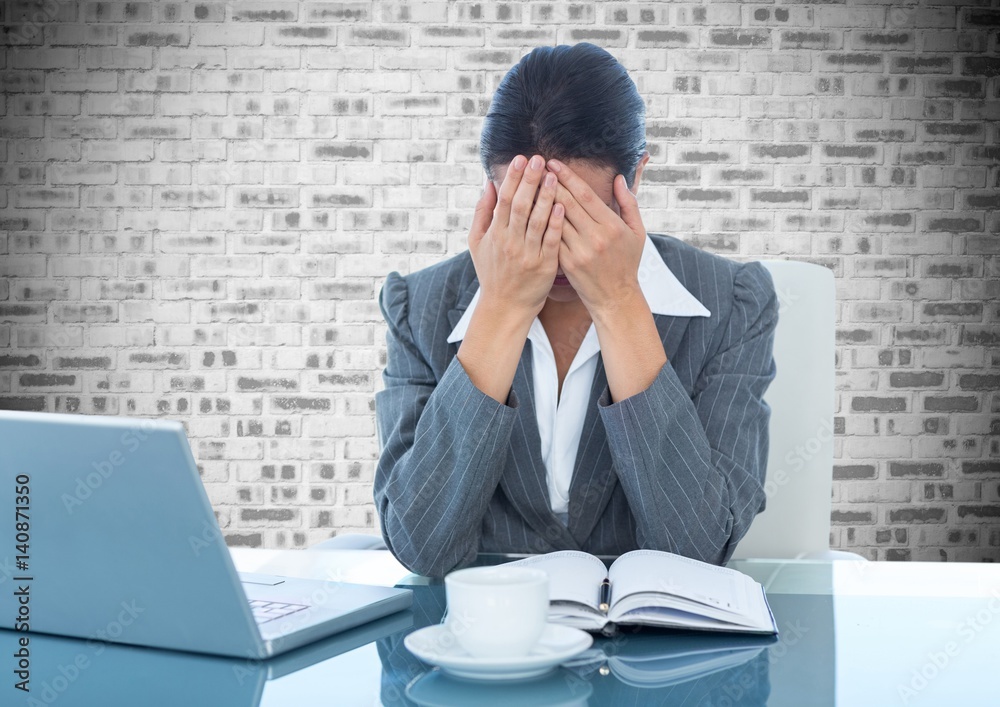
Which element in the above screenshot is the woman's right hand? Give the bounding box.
[468,153,565,320]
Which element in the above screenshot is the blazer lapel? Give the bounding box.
[566,352,615,546]
[499,343,582,550]
[567,313,694,545]
[445,279,478,342]
[447,280,580,551]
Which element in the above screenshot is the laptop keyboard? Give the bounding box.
[248,599,310,624]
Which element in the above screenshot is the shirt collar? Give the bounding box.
[446,234,710,344]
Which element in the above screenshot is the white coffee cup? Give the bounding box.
[443,565,550,659]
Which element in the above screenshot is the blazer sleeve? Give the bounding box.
[372,271,522,578]
[596,261,779,565]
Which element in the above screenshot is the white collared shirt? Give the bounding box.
[446,234,711,517]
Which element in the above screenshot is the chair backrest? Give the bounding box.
[729,259,836,560]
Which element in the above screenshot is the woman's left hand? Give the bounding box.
[546,158,646,318]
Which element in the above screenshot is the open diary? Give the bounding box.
[506,549,779,637]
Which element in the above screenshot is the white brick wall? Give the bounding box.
[1,1,997,560]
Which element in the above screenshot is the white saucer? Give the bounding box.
[404,622,594,681]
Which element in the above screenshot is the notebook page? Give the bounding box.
[610,591,759,628]
[506,550,609,611]
[613,582,775,633]
[608,549,752,616]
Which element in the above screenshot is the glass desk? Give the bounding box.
[3,548,998,706]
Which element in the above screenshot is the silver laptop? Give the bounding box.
[0,409,411,659]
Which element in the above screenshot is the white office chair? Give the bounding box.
[314,258,864,561]
[730,259,865,562]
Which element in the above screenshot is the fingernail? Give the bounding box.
[513,155,526,170]
[544,172,556,187]
[546,159,561,172]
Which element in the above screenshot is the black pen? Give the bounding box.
[598,578,611,613]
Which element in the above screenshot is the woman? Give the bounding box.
[372,43,779,578]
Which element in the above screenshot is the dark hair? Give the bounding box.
[479,42,647,190]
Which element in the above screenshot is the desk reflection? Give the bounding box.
[376,583,799,707]
[0,563,836,706]
[0,611,412,707]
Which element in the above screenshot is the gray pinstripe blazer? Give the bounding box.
[373,232,779,578]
